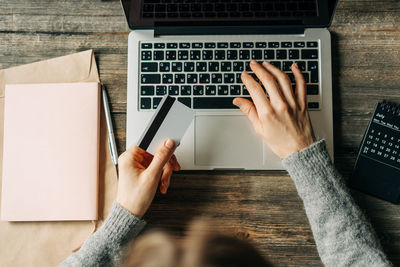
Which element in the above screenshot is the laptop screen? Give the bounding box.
[121,0,337,29]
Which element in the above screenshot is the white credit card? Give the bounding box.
[137,96,194,155]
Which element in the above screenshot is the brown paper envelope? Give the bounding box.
[0,50,118,267]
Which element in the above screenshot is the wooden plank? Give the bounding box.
[1,0,400,265]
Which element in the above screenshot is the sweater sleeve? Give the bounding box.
[282,140,392,267]
[60,201,146,267]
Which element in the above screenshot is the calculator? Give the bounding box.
[351,101,400,204]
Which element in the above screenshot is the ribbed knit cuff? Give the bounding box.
[99,201,147,244]
[282,139,334,188]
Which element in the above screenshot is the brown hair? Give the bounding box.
[123,218,273,267]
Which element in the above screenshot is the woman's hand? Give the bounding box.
[233,60,316,159]
[116,139,180,218]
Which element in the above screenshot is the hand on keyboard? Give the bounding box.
[233,60,315,159]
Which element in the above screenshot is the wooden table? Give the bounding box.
[1,0,399,265]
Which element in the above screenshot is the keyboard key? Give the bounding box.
[153,97,162,109]
[178,97,191,108]
[308,102,319,109]
[141,62,158,72]
[193,85,204,95]
[230,85,241,95]
[141,51,152,60]
[179,42,190,48]
[233,61,244,71]
[242,85,250,95]
[268,42,279,48]
[276,49,287,59]
[302,72,310,83]
[178,50,189,60]
[221,62,232,72]
[199,73,210,83]
[196,62,207,72]
[218,42,229,48]
[307,41,318,48]
[184,62,194,72]
[175,74,185,83]
[296,61,306,71]
[154,43,165,49]
[208,62,219,72]
[236,73,242,83]
[227,50,238,60]
[190,50,201,60]
[181,85,191,95]
[206,85,217,95]
[243,42,254,48]
[308,61,319,83]
[283,61,293,71]
[141,86,154,95]
[154,51,164,60]
[252,50,263,60]
[224,73,235,83]
[255,42,267,48]
[307,85,319,95]
[140,98,151,109]
[162,74,173,83]
[287,73,295,83]
[159,62,170,72]
[187,73,198,83]
[167,43,178,48]
[141,74,160,84]
[171,62,182,72]
[212,73,223,83]
[194,97,252,109]
[205,42,216,48]
[215,50,225,60]
[264,50,274,60]
[281,42,292,48]
[302,49,318,59]
[166,50,176,60]
[239,50,250,60]
[156,85,167,95]
[193,42,203,48]
[141,43,152,49]
[230,42,241,48]
[289,49,299,59]
[168,85,179,95]
[218,85,229,95]
[294,42,305,48]
[202,50,213,60]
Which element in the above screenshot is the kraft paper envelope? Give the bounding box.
[0,50,118,266]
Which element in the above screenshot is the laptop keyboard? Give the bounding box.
[139,41,320,110]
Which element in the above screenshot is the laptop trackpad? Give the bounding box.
[195,115,263,168]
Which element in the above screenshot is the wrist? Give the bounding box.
[116,196,145,219]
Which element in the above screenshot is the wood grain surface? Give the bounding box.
[1,0,400,266]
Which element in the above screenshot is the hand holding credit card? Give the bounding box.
[137,96,195,155]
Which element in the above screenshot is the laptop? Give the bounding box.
[122,0,338,170]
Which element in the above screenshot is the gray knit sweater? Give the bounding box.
[60,140,392,267]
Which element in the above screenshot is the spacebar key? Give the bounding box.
[193,97,250,109]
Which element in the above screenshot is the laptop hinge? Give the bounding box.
[154,26,305,36]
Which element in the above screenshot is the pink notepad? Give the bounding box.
[1,83,100,221]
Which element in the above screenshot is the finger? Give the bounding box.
[118,144,143,167]
[249,60,284,103]
[160,163,174,194]
[241,71,272,114]
[233,97,263,135]
[146,138,176,177]
[291,63,307,110]
[169,154,181,171]
[262,61,296,109]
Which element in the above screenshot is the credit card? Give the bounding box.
[137,96,194,155]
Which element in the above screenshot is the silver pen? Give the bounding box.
[101,84,119,175]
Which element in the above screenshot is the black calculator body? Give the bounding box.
[351,101,400,204]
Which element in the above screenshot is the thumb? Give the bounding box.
[233,98,262,133]
[147,138,176,176]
